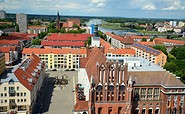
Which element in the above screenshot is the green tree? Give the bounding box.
[72,24,79,28]
[170,45,185,60]
[153,45,168,55]
[141,38,147,42]
[38,32,47,39]
[31,38,41,45]
[87,37,91,46]
[164,61,178,72]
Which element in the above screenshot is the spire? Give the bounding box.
[56,11,60,29]
[57,11,60,21]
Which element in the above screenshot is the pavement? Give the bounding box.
[33,70,78,114]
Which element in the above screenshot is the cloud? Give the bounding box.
[142,4,156,10]
[90,0,107,8]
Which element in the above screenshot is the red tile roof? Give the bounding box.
[130,35,150,39]
[0,46,17,53]
[100,38,111,50]
[154,38,185,45]
[74,101,88,111]
[22,48,87,55]
[80,47,107,82]
[28,26,47,29]
[14,53,43,91]
[138,42,155,46]
[41,40,85,47]
[106,49,135,55]
[0,40,20,45]
[0,32,37,40]
[46,33,92,41]
[105,32,134,44]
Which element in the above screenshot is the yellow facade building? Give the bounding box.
[0,52,6,75]
[132,43,167,67]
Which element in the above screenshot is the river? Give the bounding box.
[86,19,138,35]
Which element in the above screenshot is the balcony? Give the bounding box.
[9,101,16,106]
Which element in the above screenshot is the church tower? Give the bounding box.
[56,11,60,29]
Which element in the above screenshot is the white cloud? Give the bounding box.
[96,3,106,7]
[91,0,106,4]
[162,6,177,10]
[142,4,156,10]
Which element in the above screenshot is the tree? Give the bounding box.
[164,61,178,72]
[153,45,168,55]
[170,45,185,60]
[141,38,147,42]
[38,32,47,39]
[87,37,91,46]
[72,24,79,28]
[31,38,41,45]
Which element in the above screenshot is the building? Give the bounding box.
[132,43,167,67]
[0,51,5,75]
[179,22,185,27]
[62,18,80,31]
[16,13,28,33]
[0,40,23,53]
[76,47,185,114]
[22,48,87,71]
[0,46,18,65]
[0,10,6,19]
[91,25,100,47]
[154,38,185,52]
[130,35,150,42]
[170,21,177,27]
[105,32,134,49]
[0,53,45,114]
[41,33,92,48]
[27,26,47,34]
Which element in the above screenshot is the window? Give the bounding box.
[21,93,23,96]
[180,95,184,102]
[17,99,20,102]
[4,87,6,91]
[4,100,7,103]
[141,88,146,100]
[1,93,3,97]
[142,109,146,114]
[149,109,152,114]
[155,109,160,114]
[147,88,153,100]
[154,88,159,100]
[4,93,7,97]
[17,93,19,96]
[174,95,178,101]
[24,99,26,102]
[24,93,26,96]
[17,87,19,91]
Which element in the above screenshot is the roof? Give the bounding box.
[100,38,111,50]
[132,43,162,56]
[138,42,155,46]
[66,18,80,26]
[0,32,37,40]
[28,26,47,29]
[130,35,150,39]
[41,40,85,47]
[0,46,17,53]
[14,53,43,91]
[105,32,125,43]
[74,101,88,112]
[82,47,107,82]
[154,38,185,45]
[122,36,134,44]
[0,40,20,45]
[106,49,135,55]
[22,48,87,55]
[128,71,185,88]
[45,33,92,41]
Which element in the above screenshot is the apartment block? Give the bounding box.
[0,52,5,75]
[105,32,134,49]
[0,10,6,19]
[41,33,92,48]
[0,53,45,114]
[22,48,87,71]
[16,13,28,33]
[132,43,167,67]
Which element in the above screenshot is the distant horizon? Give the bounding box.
[1,0,185,20]
[6,12,185,20]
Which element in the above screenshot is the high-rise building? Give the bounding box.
[16,13,28,33]
[0,10,6,19]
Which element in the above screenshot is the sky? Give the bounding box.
[0,0,185,19]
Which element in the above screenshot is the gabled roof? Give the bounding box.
[0,32,37,40]
[122,36,134,44]
[22,48,87,55]
[154,38,185,45]
[0,40,20,45]
[41,40,85,47]
[106,49,135,55]
[81,47,107,82]
[0,46,17,53]
[74,101,88,112]
[130,35,150,39]
[132,43,162,56]
[45,33,92,41]
[100,38,111,50]
[128,71,185,88]
[14,53,43,91]
[105,32,125,42]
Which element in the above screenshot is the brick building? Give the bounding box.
[76,47,185,114]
